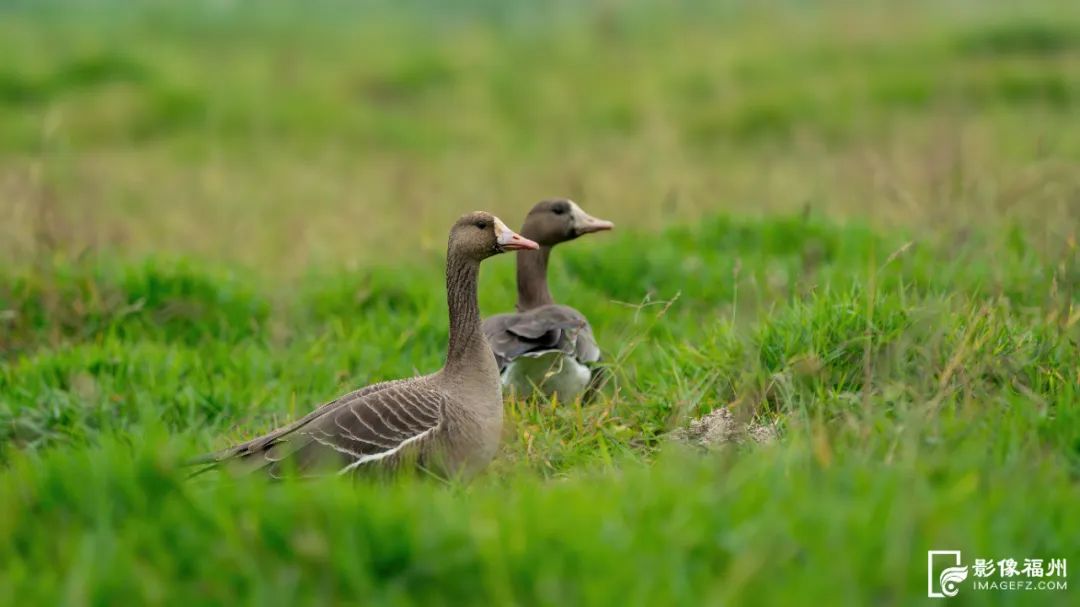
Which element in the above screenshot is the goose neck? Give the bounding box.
[444,252,486,372]
[515,246,554,311]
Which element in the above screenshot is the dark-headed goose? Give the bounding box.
[482,198,614,400]
[195,212,539,479]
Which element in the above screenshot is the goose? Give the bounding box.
[482,198,614,401]
[193,212,539,479]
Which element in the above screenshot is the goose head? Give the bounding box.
[450,211,539,261]
[521,198,614,246]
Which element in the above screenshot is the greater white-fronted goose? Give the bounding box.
[194,212,539,479]
[482,198,614,400]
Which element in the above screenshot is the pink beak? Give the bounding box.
[494,217,540,251]
[576,214,615,234]
[569,202,615,235]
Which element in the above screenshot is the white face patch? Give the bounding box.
[493,216,515,245]
[567,200,583,223]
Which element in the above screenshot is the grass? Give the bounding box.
[1,1,1079,605]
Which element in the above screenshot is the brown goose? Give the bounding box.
[482,198,614,400]
[195,212,539,479]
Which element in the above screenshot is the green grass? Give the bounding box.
[1,1,1079,605]
[2,214,1076,605]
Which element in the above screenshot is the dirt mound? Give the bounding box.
[672,407,778,447]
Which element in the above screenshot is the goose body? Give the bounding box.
[502,349,592,401]
[195,212,539,480]
[485,303,600,399]
[481,199,613,400]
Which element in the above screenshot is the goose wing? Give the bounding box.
[569,318,601,364]
[193,378,407,463]
[483,304,600,370]
[482,313,570,369]
[200,381,446,478]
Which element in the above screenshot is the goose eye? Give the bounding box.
[552,206,566,215]
[474,220,488,230]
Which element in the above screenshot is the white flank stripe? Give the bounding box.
[308,433,365,461]
[349,406,396,444]
[338,427,436,475]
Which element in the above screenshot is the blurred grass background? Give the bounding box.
[2,0,1078,268]
[0,1,1078,605]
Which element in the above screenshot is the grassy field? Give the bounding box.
[1,1,1079,605]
